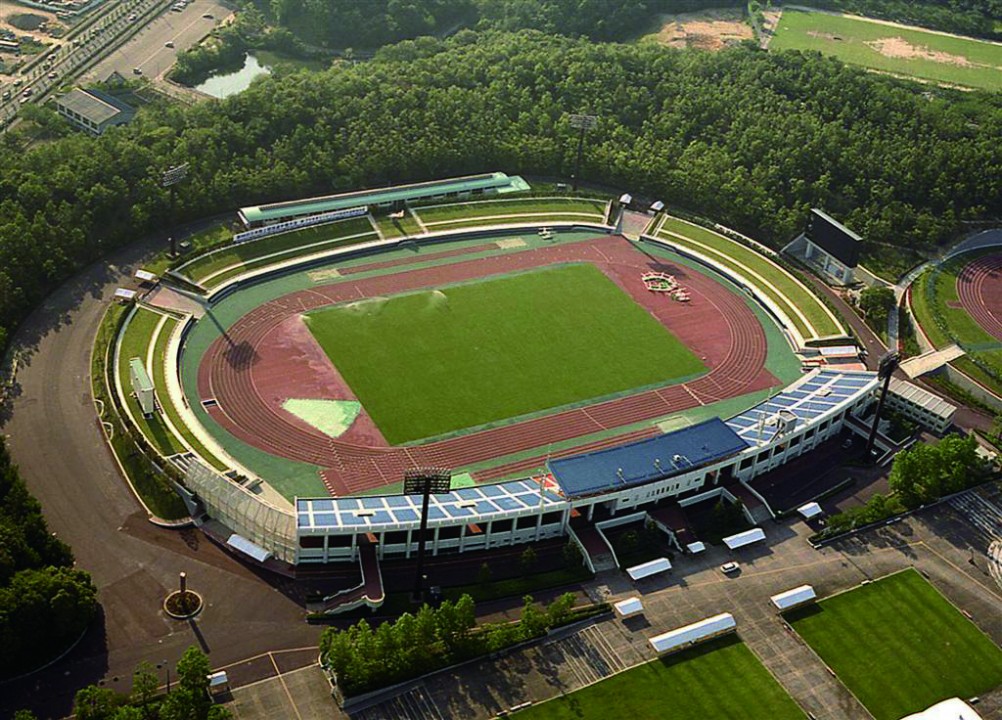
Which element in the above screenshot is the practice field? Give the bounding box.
[304,263,706,444]
[771,9,1002,92]
[787,569,1002,720]
[514,636,803,720]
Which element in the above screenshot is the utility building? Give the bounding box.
[54,88,135,135]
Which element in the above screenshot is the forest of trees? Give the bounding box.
[3,32,1000,355]
[0,441,98,678]
[256,0,1002,49]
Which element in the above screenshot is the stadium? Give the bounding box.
[107,174,893,600]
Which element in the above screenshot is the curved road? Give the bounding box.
[0,220,321,719]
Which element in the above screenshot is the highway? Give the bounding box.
[82,0,230,84]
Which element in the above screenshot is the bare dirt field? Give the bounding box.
[643,8,753,51]
[866,36,975,67]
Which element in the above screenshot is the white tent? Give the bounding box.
[614,597,643,618]
[723,527,766,550]
[770,584,816,611]
[686,541,706,554]
[114,288,137,302]
[901,698,982,720]
[649,200,665,212]
[648,613,736,654]
[797,502,823,520]
[619,193,633,205]
[134,269,157,283]
[627,557,671,581]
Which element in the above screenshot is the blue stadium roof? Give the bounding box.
[548,418,748,499]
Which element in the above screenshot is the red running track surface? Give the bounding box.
[195,235,778,496]
[956,253,1002,341]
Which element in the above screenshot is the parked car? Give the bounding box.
[720,562,740,575]
[133,67,142,75]
[165,40,175,48]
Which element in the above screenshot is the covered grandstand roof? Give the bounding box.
[240,172,530,225]
[297,478,564,533]
[726,369,877,446]
[547,418,748,499]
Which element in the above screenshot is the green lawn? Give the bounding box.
[514,636,803,720]
[656,217,841,339]
[415,197,607,226]
[178,217,377,284]
[771,9,1002,92]
[788,569,1002,720]
[304,263,706,444]
[117,308,186,457]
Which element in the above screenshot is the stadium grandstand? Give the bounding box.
[183,367,878,566]
[237,172,530,228]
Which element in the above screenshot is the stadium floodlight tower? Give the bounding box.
[865,350,900,458]
[567,113,598,192]
[404,467,452,602]
[161,163,190,257]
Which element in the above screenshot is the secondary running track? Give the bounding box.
[957,253,1002,341]
[196,235,777,495]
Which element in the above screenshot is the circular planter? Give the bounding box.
[163,589,203,619]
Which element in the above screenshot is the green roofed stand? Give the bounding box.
[238,172,531,227]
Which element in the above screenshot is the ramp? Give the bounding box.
[900,344,965,378]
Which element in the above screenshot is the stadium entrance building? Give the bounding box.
[183,368,878,566]
[784,208,862,285]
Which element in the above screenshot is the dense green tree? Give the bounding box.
[889,434,984,508]
[73,685,121,720]
[859,286,897,328]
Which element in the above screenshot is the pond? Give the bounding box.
[194,52,271,98]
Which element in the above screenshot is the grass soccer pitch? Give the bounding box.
[771,9,1002,92]
[304,263,706,445]
[787,569,1002,720]
[514,636,803,720]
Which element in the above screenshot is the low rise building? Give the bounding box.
[54,88,134,135]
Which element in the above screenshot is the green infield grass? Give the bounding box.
[771,9,1002,92]
[304,263,705,444]
[787,569,1002,720]
[514,636,803,720]
[656,217,841,339]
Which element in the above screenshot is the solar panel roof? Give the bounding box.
[547,418,748,499]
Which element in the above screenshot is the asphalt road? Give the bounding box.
[82,0,230,84]
[0,219,320,720]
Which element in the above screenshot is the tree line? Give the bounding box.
[0,441,98,678]
[15,646,231,720]
[4,30,999,357]
[321,592,581,697]
[257,0,1002,49]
